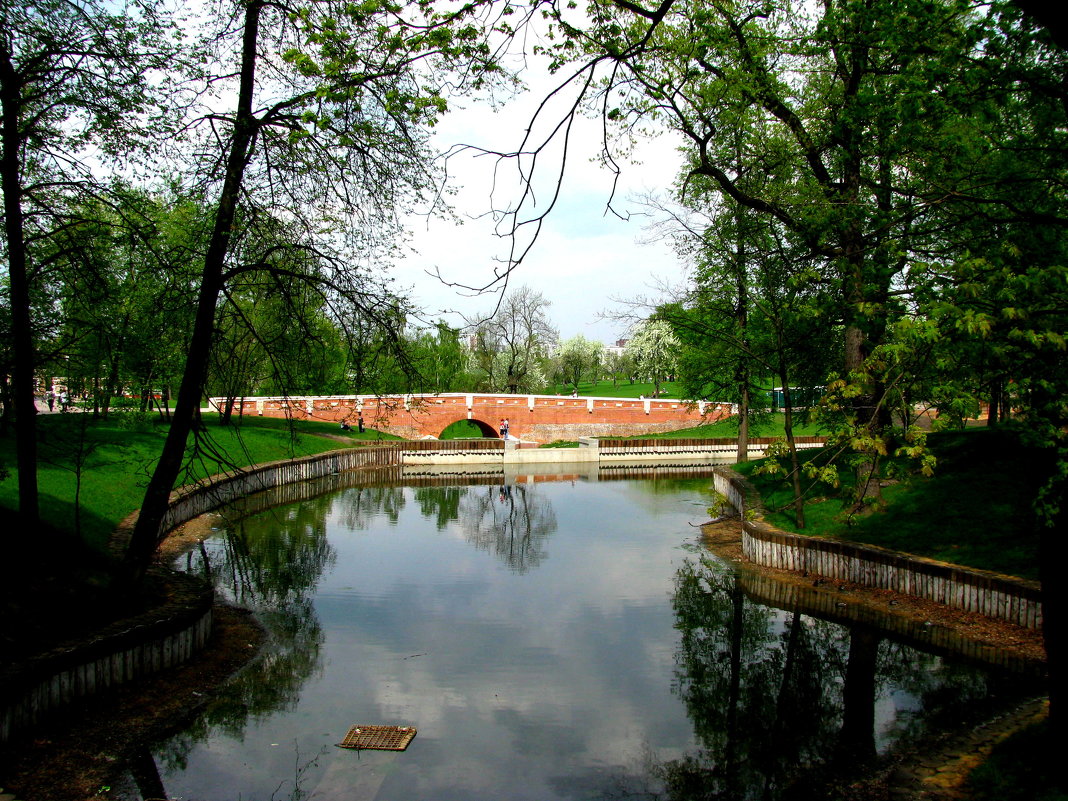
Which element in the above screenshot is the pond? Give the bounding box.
[118,466,1044,800]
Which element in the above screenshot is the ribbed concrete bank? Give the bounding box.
[735,567,1043,674]
[712,467,1043,630]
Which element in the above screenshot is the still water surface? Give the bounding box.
[129,468,1042,800]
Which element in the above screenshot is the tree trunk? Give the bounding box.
[123,0,264,581]
[0,48,39,526]
[734,219,750,463]
[781,383,805,529]
[737,382,750,463]
[1040,486,1066,766]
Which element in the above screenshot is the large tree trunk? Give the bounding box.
[0,49,39,527]
[734,215,750,463]
[123,0,264,581]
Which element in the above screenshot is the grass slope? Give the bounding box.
[0,412,397,552]
[614,412,827,439]
[735,428,1045,580]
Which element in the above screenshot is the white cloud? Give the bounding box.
[395,58,689,342]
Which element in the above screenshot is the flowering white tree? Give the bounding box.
[556,335,603,392]
[625,320,679,397]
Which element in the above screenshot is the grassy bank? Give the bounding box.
[734,427,1045,580]
[616,412,827,439]
[0,411,397,553]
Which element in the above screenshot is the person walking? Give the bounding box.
[502,418,510,440]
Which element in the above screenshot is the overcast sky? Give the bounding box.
[393,58,691,345]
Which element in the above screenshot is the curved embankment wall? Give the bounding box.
[712,467,1043,631]
[2,445,405,746]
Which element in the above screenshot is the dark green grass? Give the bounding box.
[735,428,1045,580]
[618,412,827,439]
[0,411,397,552]
[439,419,491,439]
[536,413,825,448]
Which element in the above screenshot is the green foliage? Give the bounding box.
[439,419,488,439]
[553,334,604,391]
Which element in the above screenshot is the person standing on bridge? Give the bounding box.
[501,418,510,440]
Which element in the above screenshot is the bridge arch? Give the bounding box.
[438,418,500,439]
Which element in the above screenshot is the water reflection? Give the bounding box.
[457,483,557,573]
[112,472,1046,801]
[157,496,337,788]
[655,556,1044,800]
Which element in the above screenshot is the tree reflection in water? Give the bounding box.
[457,482,557,573]
[158,495,338,779]
[657,556,1038,800]
[126,478,1041,801]
[331,484,407,530]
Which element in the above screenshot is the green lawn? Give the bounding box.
[546,380,683,398]
[0,412,397,553]
[734,428,1045,580]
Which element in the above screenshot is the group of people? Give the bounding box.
[499,418,510,440]
[44,389,69,412]
[340,414,365,433]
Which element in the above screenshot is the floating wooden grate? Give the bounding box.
[337,725,417,751]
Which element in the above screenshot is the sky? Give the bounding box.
[393,58,691,345]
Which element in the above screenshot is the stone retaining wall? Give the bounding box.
[712,467,1043,630]
[0,570,212,745]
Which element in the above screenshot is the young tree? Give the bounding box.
[556,334,603,393]
[469,285,557,393]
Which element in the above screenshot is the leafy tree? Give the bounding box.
[555,334,603,392]
[124,0,511,578]
[0,0,177,525]
[601,348,635,386]
[408,321,472,393]
[625,319,678,397]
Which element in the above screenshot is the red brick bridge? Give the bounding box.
[210,393,735,443]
